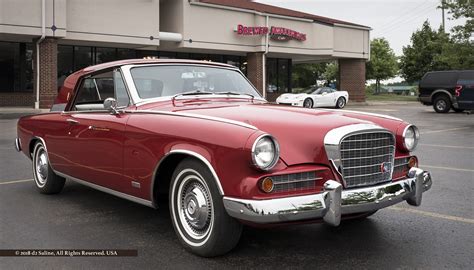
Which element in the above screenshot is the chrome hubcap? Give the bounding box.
[338,99,345,107]
[178,174,212,239]
[35,148,48,185]
[436,100,446,111]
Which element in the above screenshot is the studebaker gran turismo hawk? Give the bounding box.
[16,59,432,257]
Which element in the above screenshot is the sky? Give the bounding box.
[256,0,467,56]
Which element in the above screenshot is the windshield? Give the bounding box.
[130,65,261,99]
[309,88,323,95]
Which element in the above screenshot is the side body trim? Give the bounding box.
[150,149,225,206]
[55,171,155,208]
[125,110,258,130]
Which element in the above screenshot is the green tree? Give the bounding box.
[399,21,450,83]
[366,38,398,93]
[441,0,473,41]
[321,62,338,84]
[291,63,327,88]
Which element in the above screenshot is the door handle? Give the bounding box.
[66,119,79,125]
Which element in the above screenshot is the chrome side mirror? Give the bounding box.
[103,98,118,114]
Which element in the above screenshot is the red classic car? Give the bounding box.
[16,59,432,257]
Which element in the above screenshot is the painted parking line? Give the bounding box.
[419,143,474,150]
[421,126,470,134]
[0,179,33,185]
[389,206,474,224]
[356,108,398,112]
[422,165,474,173]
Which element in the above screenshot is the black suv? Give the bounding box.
[418,70,474,113]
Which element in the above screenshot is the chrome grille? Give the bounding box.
[393,157,410,177]
[340,132,395,188]
[272,171,321,193]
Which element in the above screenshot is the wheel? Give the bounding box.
[303,98,313,108]
[336,97,346,109]
[453,108,465,113]
[32,142,65,194]
[433,95,451,113]
[169,158,242,257]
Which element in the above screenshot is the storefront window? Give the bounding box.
[117,48,136,60]
[96,47,116,64]
[74,46,93,71]
[266,58,291,94]
[58,45,74,87]
[278,59,289,92]
[0,42,33,93]
[136,50,159,59]
[266,58,277,93]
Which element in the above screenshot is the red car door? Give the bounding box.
[58,69,133,194]
[64,112,130,192]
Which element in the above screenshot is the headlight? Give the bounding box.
[403,125,420,151]
[252,135,279,170]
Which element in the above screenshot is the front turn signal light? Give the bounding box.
[260,177,274,193]
[408,156,418,168]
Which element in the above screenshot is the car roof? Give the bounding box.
[76,58,237,76]
[425,70,474,74]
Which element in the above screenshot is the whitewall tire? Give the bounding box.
[169,158,242,257]
[32,141,65,194]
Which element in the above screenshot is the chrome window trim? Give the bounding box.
[120,63,266,106]
[55,171,154,208]
[251,134,280,171]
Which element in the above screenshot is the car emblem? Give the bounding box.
[380,162,391,173]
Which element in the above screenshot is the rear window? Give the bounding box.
[421,72,458,86]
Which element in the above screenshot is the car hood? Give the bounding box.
[143,101,404,166]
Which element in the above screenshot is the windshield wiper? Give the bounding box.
[215,91,255,101]
[171,90,215,103]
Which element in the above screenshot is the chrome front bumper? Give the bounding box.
[14,137,22,152]
[223,168,432,226]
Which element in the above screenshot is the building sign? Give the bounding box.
[236,24,306,41]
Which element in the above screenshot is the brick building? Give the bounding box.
[0,0,370,108]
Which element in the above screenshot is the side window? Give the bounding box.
[72,70,130,111]
[114,70,130,107]
[75,79,99,104]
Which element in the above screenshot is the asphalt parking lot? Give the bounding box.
[1,103,473,269]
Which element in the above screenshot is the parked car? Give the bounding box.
[276,86,349,108]
[418,70,474,113]
[16,59,432,257]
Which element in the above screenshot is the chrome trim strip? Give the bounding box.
[55,171,154,208]
[124,109,258,130]
[320,109,403,122]
[14,137,21,152]
[150,149,225,204]
[31,136,52,165]
[120,63,266,105]
[323,124,385,145]
[223,168,432,225]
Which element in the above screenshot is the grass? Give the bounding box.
[366,94,418,102]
